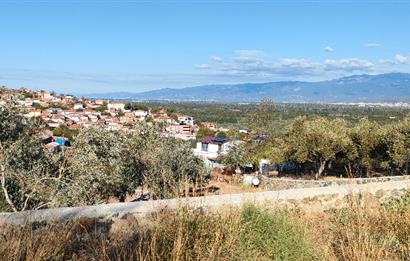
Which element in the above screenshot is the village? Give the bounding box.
[0,87,246,175]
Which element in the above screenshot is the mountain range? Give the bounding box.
[85,73,410,103]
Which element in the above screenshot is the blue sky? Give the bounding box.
[1,1,410,94]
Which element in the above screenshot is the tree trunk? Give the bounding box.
[344,162,353,178]
[0,165,17,212]
[315,161,326,180]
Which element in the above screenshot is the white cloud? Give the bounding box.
[233,56,264,64]
[279,58,320,69]
[195,49,395,81]
[210,56,223,62]
[194,64,211,69]
[324,46,334,52]
[379,59,394,65]
[235,49,267,57]
[324,58,374,72]
[366,43,381,48]
[395,54,410,64]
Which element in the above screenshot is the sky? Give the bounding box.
[0,0,410,94]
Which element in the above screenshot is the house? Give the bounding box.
[202,122,217,130]
[193,136,233,168]
[73,103,83,110]
[107,101,127,111]
[25,109,42,118]
[133,109,148,120]
[168,124,195,135]
[177,116,194,126]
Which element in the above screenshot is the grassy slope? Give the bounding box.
[1,195,410,260]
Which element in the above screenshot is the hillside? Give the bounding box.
[86,73,410,103]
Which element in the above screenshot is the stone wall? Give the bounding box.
[261,175,410,191]
[1,178,409,226]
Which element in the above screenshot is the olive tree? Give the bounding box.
[0,105,59,212]
[243,99,275,135]
[388,118,410,174]
[54,127,131,206]
[274,117,351,179]
[345,119,390,177]
[1,104,210,211]
[126,123,208,199]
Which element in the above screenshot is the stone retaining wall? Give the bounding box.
[1,178,409,226]
[261,175,410,191]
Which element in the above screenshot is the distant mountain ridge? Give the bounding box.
[85,73,410,103]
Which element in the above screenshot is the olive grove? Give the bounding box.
[0,106,208,212]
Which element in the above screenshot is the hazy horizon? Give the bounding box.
[1,1,410,94]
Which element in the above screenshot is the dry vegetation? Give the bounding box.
[1,194,410,261]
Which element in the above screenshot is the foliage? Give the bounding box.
[53,124,79,140]
[272,117,352,178]
[225,115,410,178]
[124,102,148,111]
[56,127,129,206]
[0,206,318,260]
[216,131,227,138]
[95,105,108,112]
[126,124,208,198]
[196,127,215,138]
[0,106,208,211]
[238,206,314,260]
[0,106,59,211]
[243,99,276,135]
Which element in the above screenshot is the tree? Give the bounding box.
[273,117,351,179]
[388,118,410,174]
[124,102,148,111]
[196,127,215,139]
[344,119,389,177]
[0,105,59,212]
[95,105,108,112]
[243,99,275,135]
[53,124,78,140]
[1,105,210,211]
[220,142,247,169]
[125,123,208,199]
[216,131,227,138]
[55,127,131,206]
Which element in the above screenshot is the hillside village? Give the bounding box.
[0,87,239,168]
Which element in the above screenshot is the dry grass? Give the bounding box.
[1,195,410,261]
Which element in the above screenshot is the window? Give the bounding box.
[201,142,208,152]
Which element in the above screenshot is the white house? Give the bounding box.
[133,109,149,120]
[107,102,126,111]
[73,103,83,110]
[193,136,233,168]
[178,115,194,126]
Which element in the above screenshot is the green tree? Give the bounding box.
[0,105,59,212]
[125,123,208,199]
[345,119,390,177]
[273,117,351,179]
[243,99,275,135]
[388,118,410,174]
[53,124,78,140]
[95,105,108,112]
[55,127,130,206]
[216,131,227,138]
[196,127,215,139]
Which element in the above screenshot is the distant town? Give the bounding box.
[0,86,243,168]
